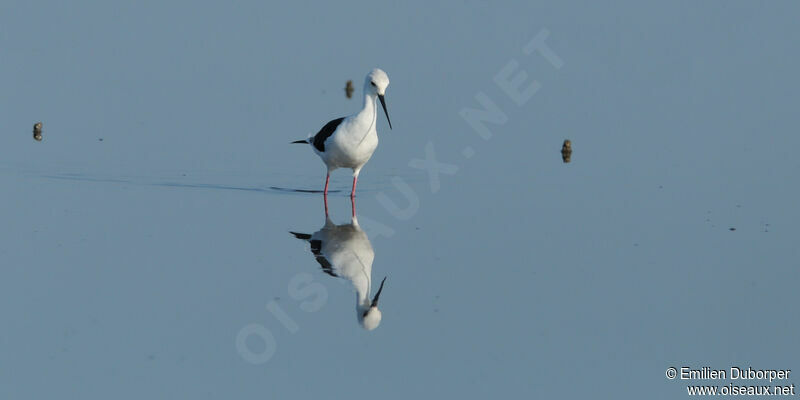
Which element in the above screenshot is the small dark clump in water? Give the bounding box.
[344,80,354,99]
[98,138,103,141]
[561,139,572,163]
[33,122,43,141]
[729,227,736,231]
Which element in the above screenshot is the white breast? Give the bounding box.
[325,119,379,170]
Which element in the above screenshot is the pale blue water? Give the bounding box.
[2,1,799,398]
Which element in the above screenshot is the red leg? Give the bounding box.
[323,173,330,195]
[350,175,358,198]
[350,195,356,217]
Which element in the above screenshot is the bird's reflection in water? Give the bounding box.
[290,196,386,330]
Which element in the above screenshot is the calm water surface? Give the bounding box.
[1,1,799,398]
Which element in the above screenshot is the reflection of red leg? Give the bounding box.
[350,195,356,217]
[350,176,358,198]
[323,173,330,195]
[324,192,329,217]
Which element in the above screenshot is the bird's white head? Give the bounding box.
[358,276,386,330]
[365,68,392,130]
[361,307,382,331]
[365,68,390,96]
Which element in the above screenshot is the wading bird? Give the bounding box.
[292,68,392,197]
[290,198,386,330]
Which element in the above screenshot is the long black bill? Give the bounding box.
[378,94,392,130]
[371,277,387,307]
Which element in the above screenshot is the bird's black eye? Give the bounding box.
[370,81,376,87]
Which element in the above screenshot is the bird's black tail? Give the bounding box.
[290,232,312,240]
[291,139,308,144]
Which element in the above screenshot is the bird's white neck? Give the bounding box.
[355,275,372,309]
[356,93,378,127]
[355,290,372,325]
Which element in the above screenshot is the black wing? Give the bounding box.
[312,117,345,152]
[310,239,338,277]
[290,232,338,277]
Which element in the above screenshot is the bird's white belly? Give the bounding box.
[324,236,375,281]
[325,129,378,170]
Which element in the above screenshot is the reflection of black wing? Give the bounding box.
[315,256,337,277]
[310,240,338,277]
[312,117,345,152]
[291,232,338,277]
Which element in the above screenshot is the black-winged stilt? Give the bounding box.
[290,198,387,330]
[292,68,392,197]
